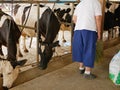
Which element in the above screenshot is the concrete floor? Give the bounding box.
[8,44,120,90]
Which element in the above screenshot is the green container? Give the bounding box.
[115,72,120,85]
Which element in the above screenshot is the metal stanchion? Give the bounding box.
[37,2,40,64]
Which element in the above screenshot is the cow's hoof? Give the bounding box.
[2,86,8,90]
[24,49,29,53]
[16,59,27,66]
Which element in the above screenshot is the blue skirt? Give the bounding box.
[72,30,97,68]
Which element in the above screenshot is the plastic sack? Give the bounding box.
[109,51,120,85]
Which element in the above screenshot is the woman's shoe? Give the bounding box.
[83,73,97,79]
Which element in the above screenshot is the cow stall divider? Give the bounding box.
[0,0,78,69]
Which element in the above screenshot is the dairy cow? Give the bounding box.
[53,3,74,42]
[104,2,120,39]
[14,4,60,69]
[13,3,75,56]
[0,9,27,90]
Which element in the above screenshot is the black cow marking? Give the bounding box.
[22,5,31,24]
[14,4,21,16]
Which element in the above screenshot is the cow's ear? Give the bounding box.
[10,59,27,68]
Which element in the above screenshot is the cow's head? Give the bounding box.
[39,41,59,70]
[0,59,27,90]
[39,45,53,70]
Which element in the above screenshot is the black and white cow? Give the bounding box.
[104,2,120,39]
[104,2,119,30]
[0,9,27,90]
[13,4,61,69]
[13,3,74,57]
[53,3,74,42]
[13,4,53,56]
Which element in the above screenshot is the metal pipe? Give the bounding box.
[0,1,77,3]
[18,25,35,30]
[37,2,40,64]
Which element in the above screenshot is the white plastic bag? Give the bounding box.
[109,51,120,85]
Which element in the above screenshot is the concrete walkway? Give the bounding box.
[10,44,120,90]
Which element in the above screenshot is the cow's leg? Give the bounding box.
[60,24,66,42]
[0,44,5,59]
[18,36,23,57]
[54,34,60,47]
[23,36,28,53]
[16,43,20,59]
[0,44,4,56]
[29,37,33,48]
[111,28,114,38]
[18,45,23,57]
[62,31,66,42]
